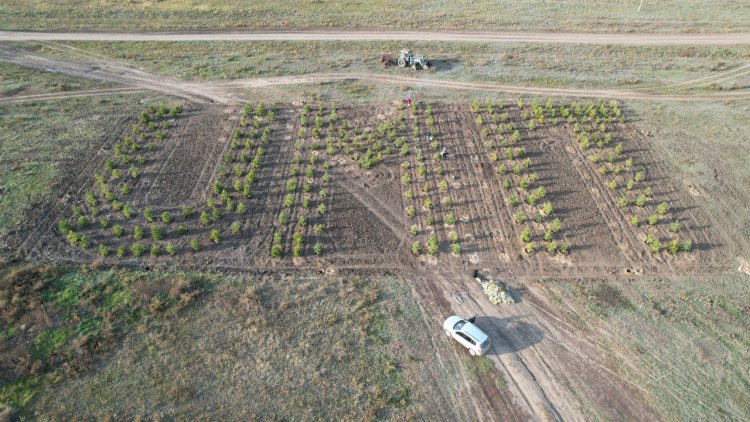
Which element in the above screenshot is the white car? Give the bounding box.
[443,315,491,355]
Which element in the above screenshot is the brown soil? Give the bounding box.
[6,100,737,421]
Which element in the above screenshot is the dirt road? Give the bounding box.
[2,48,748,105]
[1,30,749,45]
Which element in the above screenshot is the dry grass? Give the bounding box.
[541,275,750,420]
[0,1,747,32]
[15,273,465,420]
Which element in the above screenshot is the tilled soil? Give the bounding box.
[10,101,737,421]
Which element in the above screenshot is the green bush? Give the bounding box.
[558,243,570,254]
[647,214,659,226]
[551,218,561,233]
[513,211,525,224]
[98,244,109,257]
[161,211,171,224]
[133,225,144,240]
[520,226,532,243]
[150,244,160,256]
[546,242,557,254]
[314,224,324,234]
[313,242,322,256]
[449,231,459,244]
[409,225,418,236]
[666,239,680,255]
[77,215,90,228]
[230,222,241,234]
[191,239,200,251]
[508,195,519,207]
[143,207,155,222]
[200,211,211,225]
[656,202,669,215]
[541,202,553,216]
[445,213,456,225]
[669,221,681,233]
[451,244,461,255]
[318,203,327,215]
[524,242,534,253]
[210,229,220,244]
[166,241,176,256]
[151,225,162,241]
[131,243,144,257]
[116,246,126,257]
[427,235,439,255]
[411,241,421,256]
[278,212,289,225]
[177,224,187,235]
[630,215,639,227]
[680,240,692,253]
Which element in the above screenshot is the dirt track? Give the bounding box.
[1,30,749,45]
[1,47,748,105]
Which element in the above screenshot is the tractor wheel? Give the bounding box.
[398,58,406,67]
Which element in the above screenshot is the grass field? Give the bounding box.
[538,273,750,420]
[25,41,750,91]
[0,62,110,96]
[0,1,747,33]
[0,94,148,253]
[1,267,466,420]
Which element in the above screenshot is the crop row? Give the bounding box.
[472,98,570,255]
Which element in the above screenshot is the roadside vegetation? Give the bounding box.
[1,1,745,32]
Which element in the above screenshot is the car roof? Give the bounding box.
[460,322,489,343]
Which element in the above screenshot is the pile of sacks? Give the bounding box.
[478,278,515,305]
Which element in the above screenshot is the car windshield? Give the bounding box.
[452,320,466,330]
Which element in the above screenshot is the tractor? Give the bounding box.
[382,49,430,70]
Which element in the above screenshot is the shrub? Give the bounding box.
[608,180,618,190]
[318,203,327,215]
[150,244,160,256]
[634,171,644,182]
[320,188,329,199]
[116,246,126,257]
[133,225,144,240]
[425,216,434,226]
[159,211,171,224]
[635,195,646,207]
[200,211,211,225]
[144,207,154,222]
[278,212,289,225]
[189,239,199,252]
[644,187,653,197]
[520,226,532,243]
[647,214,659,226]
[630,215,639,227]
[411,241,421,256]
[439,180,449,193]
[666,239,680,255]
[112,224,124,237]
[669,221,681,233]
[66,230,80,245]
[301,197,310,209]
[551,218,561,233]
[181,206,193,219]
[164,241,176,256]
[284,194,294,208]
[656,202,668,215]
[298,216,307,227]
[680,240,692,252]
[541,202,553,216]
[451,244,461,255]
[513,211,525,224]
[273,232,283,244]
[519,178,528,190]
[448,231,459,244]
[177,224,187,235]
[313,242,322,255]
[524,242,534,254]
[404,189,414,200]
[445,213,456,225]
[558,242,570,254]
[617,196,629,207]
[230,221,241,234]
[150,225,163,241]
[508,195,519,207]
[98,218,108,229]
[525,195,537,206]
[98,244,109,257]
[314,224,324,234]
[626,180,634,191]
[644,235,660,254]
[442,196,453,207]
[77,215,90,228]
[598,166,607,175]
[423,198,432,210]
[427,235,439,255]
[131,243,144,257]
[546,242,557,254]
[405,206,417,218]
[502,178,511,189]
[209,229,220,244]
[409,225,419,236]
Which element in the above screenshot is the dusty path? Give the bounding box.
[1,48,748,105]
[0,87,145,103]
[1,30,749,45]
